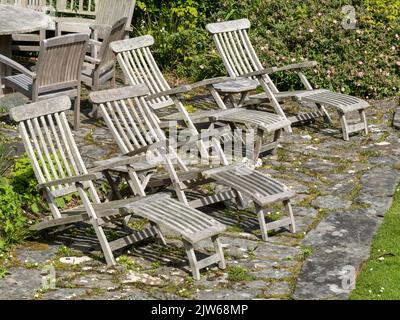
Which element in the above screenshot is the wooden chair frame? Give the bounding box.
[206,19,370,140]
[0,33,88,130]
[9,95,227,280]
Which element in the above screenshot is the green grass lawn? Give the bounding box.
[350,189,400,300]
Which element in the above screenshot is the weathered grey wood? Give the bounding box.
[207,18,370,140]
[0,2,54,53]
[2,33,88,130]
[82,18,128,119]
[110,36,291,160]
[206,19,251,34]
[0,4,52,35]
[94,85,297,242]
[89,83,149,103]
[14,97,227,279]
[55,0,135,38]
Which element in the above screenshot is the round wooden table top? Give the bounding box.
[0,4,52,35]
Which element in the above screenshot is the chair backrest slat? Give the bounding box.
[35,34,88,94]
[3,0,53,12]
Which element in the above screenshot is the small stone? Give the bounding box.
[59,256,92,265]
[123,272,163,286]
[311,196,352,210]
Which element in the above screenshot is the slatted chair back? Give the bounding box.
[56,0,96,17]
[206,19,279,93]
[89,84,192,174]
[96,17,128,73]
[110,35,175,111]
[9,97,100,219]
[95,0,135,30]
[90,85,165,155]
[34,33,89,96]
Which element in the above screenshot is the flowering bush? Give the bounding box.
[132,0,399,99]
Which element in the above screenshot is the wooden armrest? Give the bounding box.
[241,61,318,78]
[88,155,157,173]
[38,172,103,189]
[269,61,318,73]
[147,77,231,100]
[89,23,112,35]
[84,55,101,64]
[0,55,36,79]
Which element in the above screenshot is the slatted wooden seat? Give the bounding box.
[206,19,370,140]
[9,96,227,280]
[109,35,291,160]
[0,33,88,130]
[90,84,297,241]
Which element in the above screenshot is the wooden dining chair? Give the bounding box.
[0,33,88,130]
[81,18,127,119]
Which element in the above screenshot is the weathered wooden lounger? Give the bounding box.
[89,84,297,241]
[206,19,370,141]
[108,35,292,160]
[9,96,227,280]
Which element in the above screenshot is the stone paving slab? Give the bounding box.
[0,90,399,300]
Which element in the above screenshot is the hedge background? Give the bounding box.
[131,0,400,99]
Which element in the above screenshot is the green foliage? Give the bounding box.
[0,178,27,252]
[9,155,75,214]
[227,265,256,282]
[0,143,14,177]
[350,188,400,300]
[132,0,400,99]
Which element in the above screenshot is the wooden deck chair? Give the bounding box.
[55,0,135,40]
[206,19,370,141]
[0,33,88,131]
[9,96,227,280]
[1,0,56,53]
[81,18,127,102]
[89,84,297,242]
[109,35,291,161]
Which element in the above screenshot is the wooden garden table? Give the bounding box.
[0,4,52,77]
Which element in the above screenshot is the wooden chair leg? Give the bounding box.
[183,240,200,281]
[360,109,369,134]
[255,204,269,241]
[316,103,333,124]
[284,200,296,234]
[271,129,282,156]
[212,236,226,269]
[73,94,81,131]
[339,112,350,141]
[150,222,167,246]
[92,221,116,266]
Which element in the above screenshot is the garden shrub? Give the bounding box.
[132,0,400,99]
[0,178,27,252]
[9,155,75,214]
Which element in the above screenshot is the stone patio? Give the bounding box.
[0,90,399,300]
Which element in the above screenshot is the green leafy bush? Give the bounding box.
[9,155,75,214]
[132,0,400,99]
[0,178,27,252]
